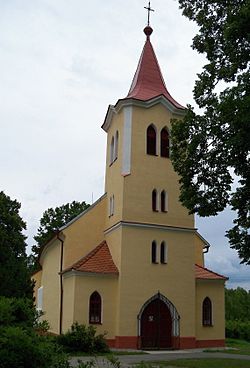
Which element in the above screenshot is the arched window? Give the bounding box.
[202,297,212,326]
[160,242,167,264]
[109,195,114,216]
[89,291,102,324]
[161,190,168,212]
[110,136,114,164]
[151,241,157,263]
[114,131,119,160]
[152,189,158,212]
[160,128,170,158]
[147,125,157,155]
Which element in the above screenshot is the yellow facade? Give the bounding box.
[35,26,227,350]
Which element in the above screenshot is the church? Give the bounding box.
[33,14,228,349]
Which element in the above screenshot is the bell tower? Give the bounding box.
[102,23,193,231]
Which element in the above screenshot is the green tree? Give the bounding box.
[0,191,33,298]
[30,201,90,272]
[171,0,250,264]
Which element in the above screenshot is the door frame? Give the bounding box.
[137,292,180,349]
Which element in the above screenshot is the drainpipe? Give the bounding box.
[57,232,64,335]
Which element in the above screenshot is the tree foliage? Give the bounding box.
[171,0,250,264]
[30,201,90,272]
[0,191,33,298]
[225,287,250,322]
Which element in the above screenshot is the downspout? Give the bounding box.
[203,245,210,254]
[57,232,64,335]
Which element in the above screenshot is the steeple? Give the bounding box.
[126,26,184,109]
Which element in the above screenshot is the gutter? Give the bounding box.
[57,232,64,335]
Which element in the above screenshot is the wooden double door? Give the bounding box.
[140,298,172,349]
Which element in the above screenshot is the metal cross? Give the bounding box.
[144,1,155,26]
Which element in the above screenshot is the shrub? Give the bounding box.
[57,322,110,353]
[0,326,70,368]
[226,320,250,341]
[0,296,36,328]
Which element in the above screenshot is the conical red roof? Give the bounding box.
[126,27,184,109]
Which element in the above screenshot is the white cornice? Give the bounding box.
[104,220,196,235]
[62,270,119,279]
[101,97,186,132]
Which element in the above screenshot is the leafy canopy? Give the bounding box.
[30,201,90,271]
[0,191,33,298]
[171,0,250,264]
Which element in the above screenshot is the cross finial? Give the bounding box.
[144,1,154,26]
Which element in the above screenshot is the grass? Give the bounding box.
[204,338,250,355]
[150,359,250,368]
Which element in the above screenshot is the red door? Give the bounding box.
[141,298,172,349]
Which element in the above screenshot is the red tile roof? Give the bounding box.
[195,264,228,280]
[63,241,119,275]
[126,29,184,109]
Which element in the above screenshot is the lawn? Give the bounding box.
[151,359,250,368]
[225,338,250,355]
[204,339,250,356]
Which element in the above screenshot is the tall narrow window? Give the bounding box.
[152,189,157,212]
[147,125,157,155]
[202,297,212,326]
[114,131,119,160]
[160,128,169,158]
[89,291,102,324]
[161,190,168,212]
[110,136,114,164]
[160,242,167,263]
[151,241,157,263]
[37,286,43,311]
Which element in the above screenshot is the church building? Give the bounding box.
[33,17,228,349]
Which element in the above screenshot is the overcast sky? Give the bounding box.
[1,0,249,290]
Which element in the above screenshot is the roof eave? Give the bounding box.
[102,96,186,132]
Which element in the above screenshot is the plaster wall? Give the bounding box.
[195,280,226,341]
[40,239,61,334]
[73,274,118,338]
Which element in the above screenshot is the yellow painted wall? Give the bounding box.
[195,280,226,340]
[40,239,61,334]
[62,275,76,332]
[32,270,42,304]
[105,109,125,229]
[63,195,107,269]
[72,273,118,338]
[123,104,194,229]
[116,226,196,337]
[194,234,205,266]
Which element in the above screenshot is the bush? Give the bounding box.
[0,296,36,328]
[226,320,250,341]
[57,322,110,353]
[0,326,70,368]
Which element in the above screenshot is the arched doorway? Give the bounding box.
[138,293,180,349]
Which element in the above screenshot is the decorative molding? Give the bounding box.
[104,220,196,235]
[101,96,186,132]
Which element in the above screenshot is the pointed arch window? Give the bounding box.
[151,241,157,263]
[161,190,168,212]
[152,189,158,212]
[160,128,170,158]
[160,242,167,264]
[147,125,157,155]
[110,136,114,164]
[202,297,212,326]
[89,291,102,324]
[114,131,119,160]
